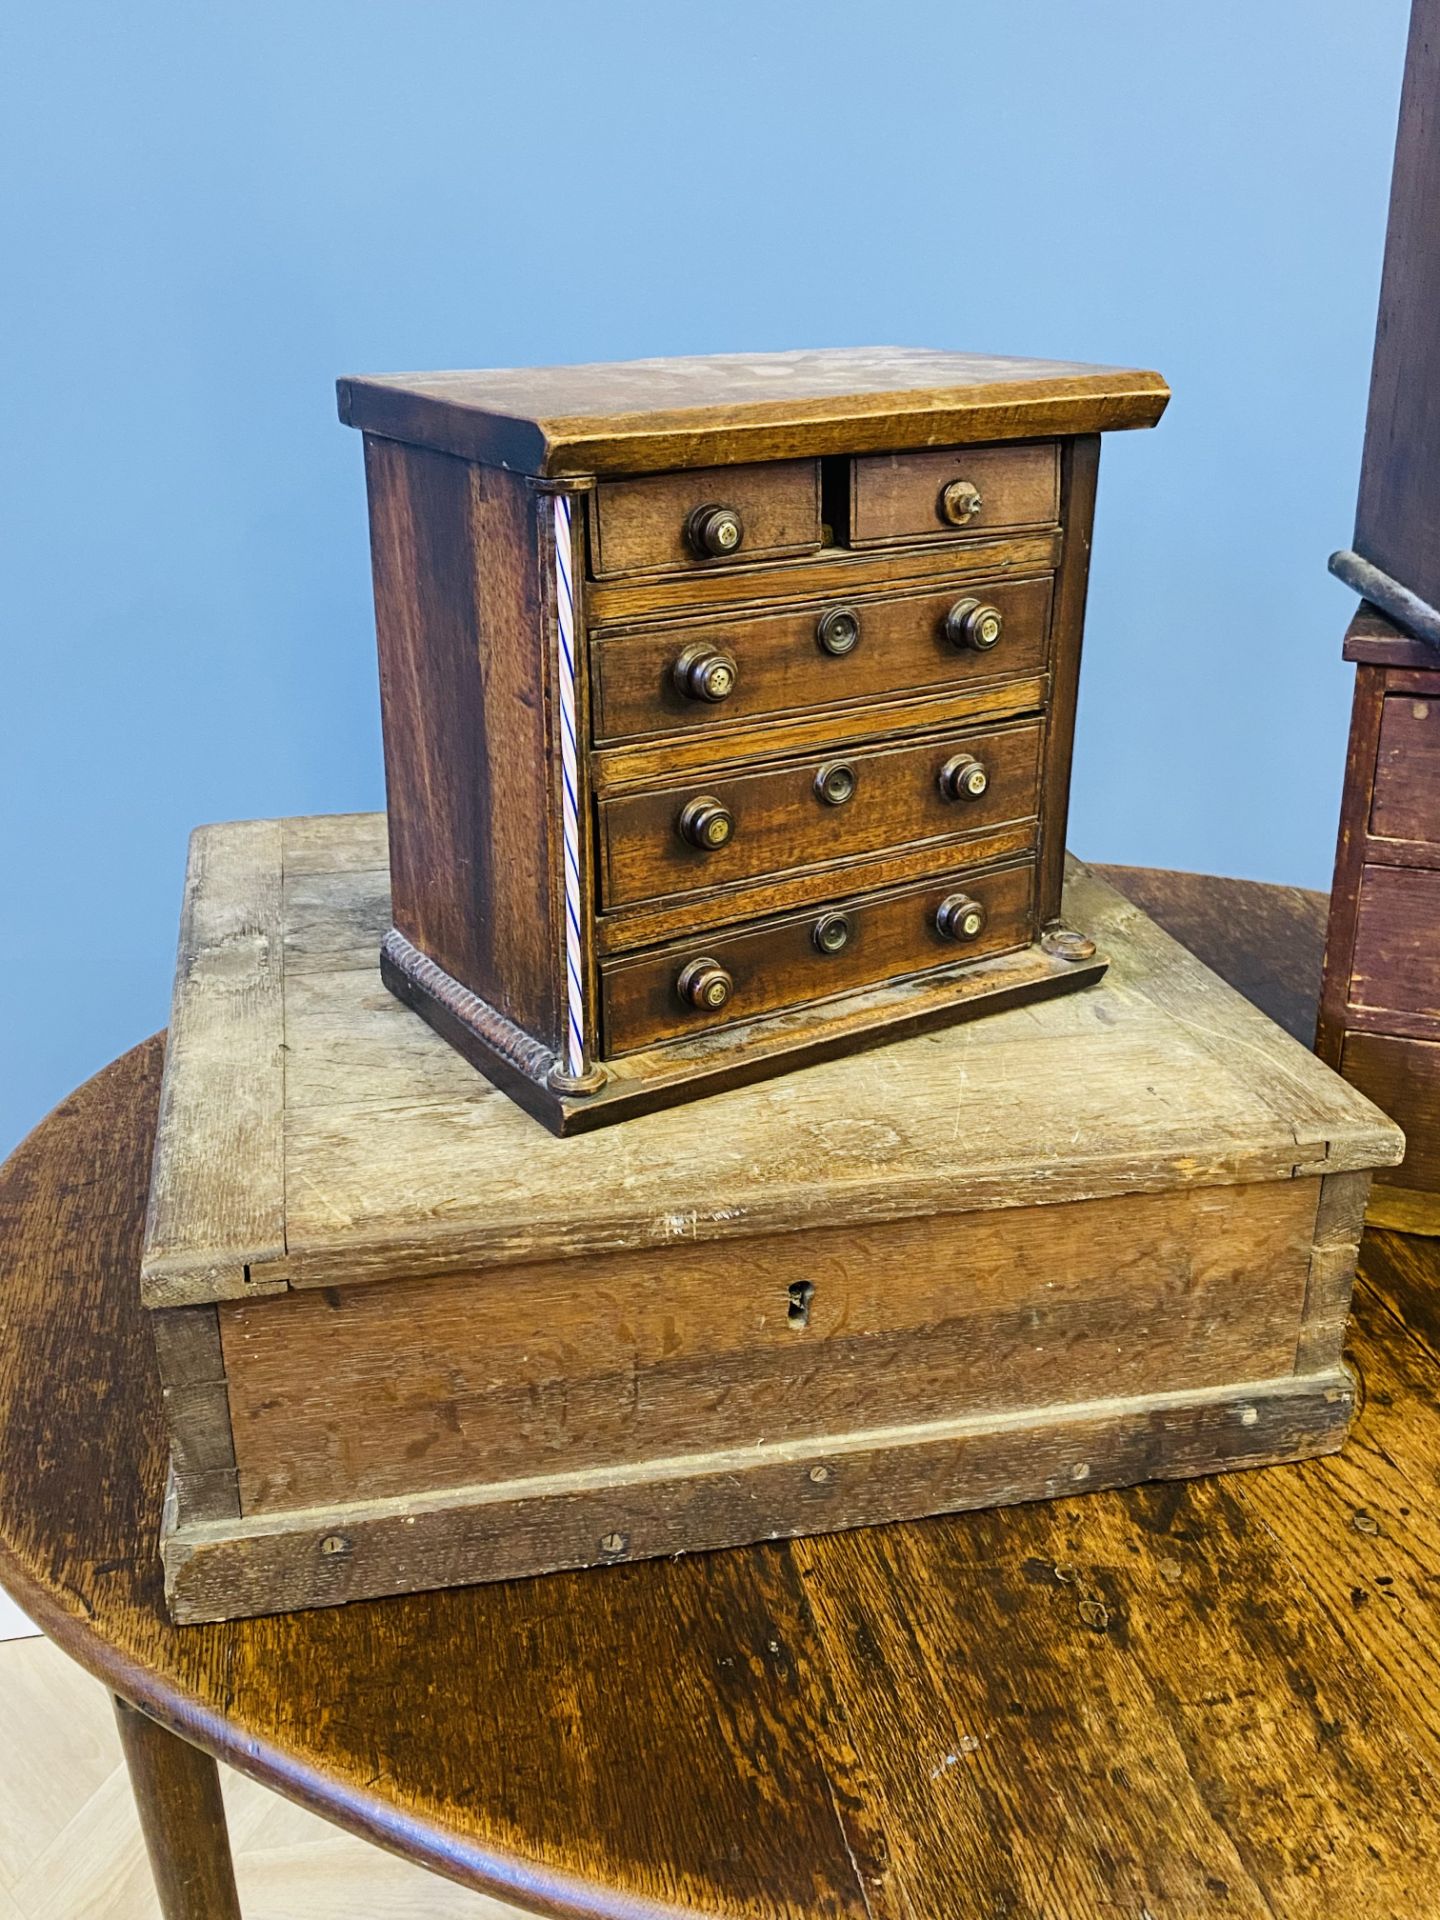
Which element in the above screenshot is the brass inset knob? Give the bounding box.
[672,642,738,703]
[944,598,1004,651]
[936,892,988,942]
[677,794,735,850]
[814,760,858,806]
[816,605,861,657]
[812,911,852,955]
[686,503,744,559]
[676,956,734,1012]
[939,752,990,802]
[939,478,984,527]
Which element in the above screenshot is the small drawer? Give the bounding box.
[1372,693,1440,844]
[602,860,1035,1054]
[850,443,1059,548]
[591,574,1053,744]
[598,717,1043,910]
[590,460,822,578]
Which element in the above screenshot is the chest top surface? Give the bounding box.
[337,345,1170,476]
[139,815,1399,1308]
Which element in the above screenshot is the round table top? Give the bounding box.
[3,866,1438,1917]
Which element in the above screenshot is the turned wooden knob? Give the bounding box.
[938,752,990,802]
[686,503,744,559]
[815,605,861,656]
[812,911,852,955]
[936,893,988,941]
[944,598,1004,651]
[677,795,735,851]
[672,643,738,703]
[939,478,984,527]
[676,957,734,1012]
[813,761,858,807]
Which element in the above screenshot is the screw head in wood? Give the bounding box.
[599,1531,630,1556]
[319,1534,352,1557]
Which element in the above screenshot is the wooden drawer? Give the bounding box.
[1339,1030,1435,1192]
[1351,865,1440,1021]
[1372,693,1440,844]
[850,443,1059,548]
[591,574,1053,744]
[602,859,1035,1054]
[590,460,822,578]
[598,717,1043,910]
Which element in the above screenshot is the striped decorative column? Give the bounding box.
[546,492,605,1095]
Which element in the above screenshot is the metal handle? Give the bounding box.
[939,478,984,527]
[938,752,990,802]
[672,642,738,703]
[815,605,861,657]
[677,795,735,850]
[686,503,745,559]
[676,956,734,1012]
[936,892,988,941]
[944,598,1004,651]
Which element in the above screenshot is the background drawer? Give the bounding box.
[850,443,1059,548]
[591,459,822,578]
[602,859,1035,1054]
[1351,864,1440,1019]
[599,717,1043,909]
[591,574,1053,743]
[1372,693,1440,844]
[1339,1030,1434,1191]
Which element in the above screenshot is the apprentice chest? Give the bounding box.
[338,347,1169,1132]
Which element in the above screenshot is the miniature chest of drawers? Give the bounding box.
[339,348,1169,1132]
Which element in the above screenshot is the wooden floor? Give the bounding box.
[0,1635,526,1920]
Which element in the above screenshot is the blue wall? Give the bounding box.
[0,1,1411,1152]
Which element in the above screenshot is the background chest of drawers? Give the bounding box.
[340,348,1168,1132]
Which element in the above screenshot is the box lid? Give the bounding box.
[140,814,1401,1310]
[336,346,1169,478]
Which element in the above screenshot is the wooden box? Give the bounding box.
[140,815,1402,1624]
[338,347,1169,1134]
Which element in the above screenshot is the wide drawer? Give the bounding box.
[598,716,1044,910]
[602,858,1035,1054]
[590,460,822,578]
[591,573,1053,744]
[850,442,1059,548]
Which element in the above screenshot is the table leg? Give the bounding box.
[113,1696,242,1920]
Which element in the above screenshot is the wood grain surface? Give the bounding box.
[3,870,1439,1916]
[337,346,1169,477]
[139,829,1398,1298]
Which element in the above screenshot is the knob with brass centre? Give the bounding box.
[672,642,739,703]
[685,503,745,559]
[677,794,735,850]
[676,956,734,1013]
[944,598,1004,651]
[935,892,988,942]
[938,752,990,802]
[812,911,852,955]
[815,604,861,657]
[939,478,984,527]
[814,760,858,806]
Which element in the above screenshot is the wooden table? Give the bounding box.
[2,868,1438,1919]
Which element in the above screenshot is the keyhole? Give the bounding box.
[788,1280,816,1329]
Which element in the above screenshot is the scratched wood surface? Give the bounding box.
[4,870,1440,1917]
[139,816,1398,1304]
